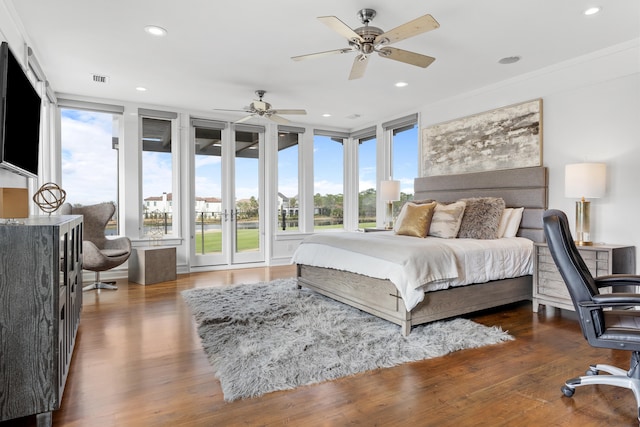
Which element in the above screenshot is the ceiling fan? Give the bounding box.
[292,9,439,80]
[215,90,307,124]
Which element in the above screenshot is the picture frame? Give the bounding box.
[422,98,543,176]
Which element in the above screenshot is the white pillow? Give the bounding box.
[428,201,466,238]
[393,203,410,232]
[503,207,524,238]
[497,208,513,238]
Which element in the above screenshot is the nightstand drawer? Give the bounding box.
[532,243,636,312]
[537,246,610,277]
[537,275,571,299]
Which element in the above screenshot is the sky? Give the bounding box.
[60,109,118,205]
[61,109,418,206]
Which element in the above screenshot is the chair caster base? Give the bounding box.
[83,281,118,291]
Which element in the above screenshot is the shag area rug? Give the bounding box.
[181,278,513,401]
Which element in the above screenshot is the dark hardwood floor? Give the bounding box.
[2,265,637,426]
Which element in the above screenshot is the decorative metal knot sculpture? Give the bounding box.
[33,182,67,215]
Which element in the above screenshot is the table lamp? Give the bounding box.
[564,163,606,246]
[380,179,400,229]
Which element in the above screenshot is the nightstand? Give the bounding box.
[533,242,636,312]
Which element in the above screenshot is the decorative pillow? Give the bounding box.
[497,208,514,238]
[428,201,466,238]
[393,199,435,232]
[395,202,436,238]
[503,207,524,238]
[457,197,506,239]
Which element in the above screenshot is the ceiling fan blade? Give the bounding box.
[235,114,254,124]
[291,48,353,61]
[272,109,307,115]
[378,47,435,68]
[268,114,290,124]
[374,14,440,45]
[349,54,369,80]
[318,16,362,42]
[213,108,250,113]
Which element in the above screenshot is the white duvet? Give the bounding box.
[291,231,533,311]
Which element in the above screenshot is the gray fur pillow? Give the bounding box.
[457,197,506,239]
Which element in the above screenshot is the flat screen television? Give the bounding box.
[0,41,42,178]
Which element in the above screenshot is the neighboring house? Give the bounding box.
[143,193,173,216]
[144,193,223,219]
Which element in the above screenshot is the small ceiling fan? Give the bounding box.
[215,90,307,124]
[292,9,439,80]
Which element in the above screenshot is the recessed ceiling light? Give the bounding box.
[584,7,601,16]
[144,25,167,36]
[322,113,331,117]
[498,56,521,65]
[395,81,408,88]
[136,86,147,92]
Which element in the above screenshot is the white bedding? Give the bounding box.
[291,231,533,311]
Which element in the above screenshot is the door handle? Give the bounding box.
[223,209,229,222]
[230,209,236,222]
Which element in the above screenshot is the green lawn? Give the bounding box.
[194,222,377,254]
[195,229,258,254]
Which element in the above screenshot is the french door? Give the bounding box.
[191,119,264,267]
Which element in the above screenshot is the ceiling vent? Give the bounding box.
[91,74,110,84]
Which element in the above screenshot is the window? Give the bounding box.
[276,126,304,232]
[313,131,347,230]
[60,103,122,234]
[385,114,418,218]
[140,110,178,239]
[356,131,377,228]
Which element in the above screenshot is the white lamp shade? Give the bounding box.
[380,180,401,202]
[565,163,606,199]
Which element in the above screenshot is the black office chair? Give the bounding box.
[543,209,640,420]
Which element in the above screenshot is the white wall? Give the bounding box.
[420,40,640,269]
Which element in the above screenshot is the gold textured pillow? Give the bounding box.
[393,199,435,232]
[395,202,436,238]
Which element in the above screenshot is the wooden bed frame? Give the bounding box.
[297,166,548,335]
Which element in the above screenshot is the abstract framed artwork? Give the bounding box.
[422,98,543,176]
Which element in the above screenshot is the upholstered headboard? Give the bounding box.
[414,166,548,243]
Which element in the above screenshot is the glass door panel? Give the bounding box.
[193,125,225,265]
[233,128,263,263]
[191,121,264,267]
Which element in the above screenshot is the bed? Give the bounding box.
[294,166,548,335]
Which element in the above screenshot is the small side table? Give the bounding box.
[129,246,177,285]
[533,242,636,312]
